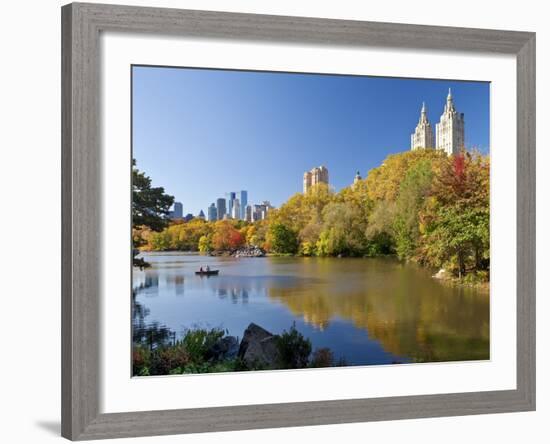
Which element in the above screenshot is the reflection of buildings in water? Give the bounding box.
[302,313,329,331]
[216,286,249,304]
[166,274,185,296]
[132,272,159,296]
[210,278,258,304]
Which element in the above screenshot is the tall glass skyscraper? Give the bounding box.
[227,192,236,218]
[207,203,217,221]
[231,198,241,220]
[170,201,183,219]
[239,191,248,220]
[216,198,226,220]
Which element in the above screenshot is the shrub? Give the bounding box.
[180,327,225,363]
[132,346,151,376]
[149,344,190,375]
[310,347,334,368]
[276,323,312,369]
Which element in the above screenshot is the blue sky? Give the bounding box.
[132,66,489,215]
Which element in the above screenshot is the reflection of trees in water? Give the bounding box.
[132,298,175,350]
[132,272,171,349]
[266,272,489,363]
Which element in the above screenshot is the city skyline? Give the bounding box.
[133,66,490,215]
[171,188,273,222]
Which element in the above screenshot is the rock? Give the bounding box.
[206,336,239,361]
[238,323,280,368]
[433,268,448,279]
[232,246,266,258]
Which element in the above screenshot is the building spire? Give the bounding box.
[419,101,428,124]
[445,88,455,113]
[436,88,464,155]
[411,101,434,150]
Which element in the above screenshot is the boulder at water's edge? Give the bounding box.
[238,323,280,368]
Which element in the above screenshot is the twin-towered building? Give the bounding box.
[411,89,465,156]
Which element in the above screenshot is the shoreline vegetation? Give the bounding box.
[133,321,380,376]
[133,149,490,285]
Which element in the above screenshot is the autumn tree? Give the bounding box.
[211,221,245,251]
[418,151,490,278]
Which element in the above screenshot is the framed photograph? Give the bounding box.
[61,2,535,440]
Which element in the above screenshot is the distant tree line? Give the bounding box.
[133,149,490,281]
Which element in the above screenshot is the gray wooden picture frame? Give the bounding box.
[61,2,536,440]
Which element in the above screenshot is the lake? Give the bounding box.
[133,253,489,366]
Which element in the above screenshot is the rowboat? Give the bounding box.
[195,270,219,276]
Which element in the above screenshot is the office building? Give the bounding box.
[216,198,226,220]
[239,190,248,220]
[207,203,217,221]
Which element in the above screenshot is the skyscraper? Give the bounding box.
[207,203,217,221]
[252,201,274,221]
[227,192,236,218]
[245,205,253,222]
[436,89,465,156]
[411,102,435,150]
[231,198,241,220]
[216,198,226,220]
[303,166,329,193]
[239,190,248,220]
[169,201,183,219]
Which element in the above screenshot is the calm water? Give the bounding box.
[133,253,489,366]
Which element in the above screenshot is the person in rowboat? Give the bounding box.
[205,265,210,272]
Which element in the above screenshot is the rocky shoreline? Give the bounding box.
[208,246,266,258]
[207,323,280,368]
[133,322,340,376]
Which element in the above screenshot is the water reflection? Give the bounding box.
[132,253,489,365]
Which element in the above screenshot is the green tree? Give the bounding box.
[132,160,174,231]
[268,223,299,254]
[132,160,174,267]
[392,159,433,259]
[321,202,367,256]
[365,200,397,253]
